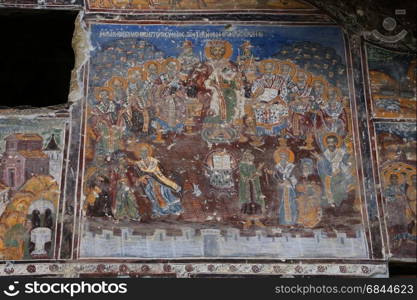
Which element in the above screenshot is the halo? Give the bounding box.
[407,170,417,186]
[107,76,128,90]
[135,143,154,157]
[406,59,416,84]
[273,147,295,164]
[328,86,342,99]
[204,40,233,60]
[143,60,161,79]
[258,59,280,74]
[110,0,129,8]
[384,170,405,185]
[242,150,254,161]
[94,86,114,101]
[127,67,144,82]
[3,211,26,227]
[12,196,31,212]
[322,132,342,148]
[162,57,181,72]
[279,60,297,79]
[240,40,253,49]
[182,40,193,48]
[294,68,313,87]
[84,166,98,183]
[312,76,329,100]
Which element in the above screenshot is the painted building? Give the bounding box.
[43,133,62,183]
[0,133,49,189]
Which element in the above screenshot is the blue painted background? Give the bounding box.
[91,24,347,64]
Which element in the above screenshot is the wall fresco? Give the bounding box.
[79,23,368,259]
[366,44,416,119]
[85,0,314,12]
[0,0,415,278]
[374,122,416,259]
[0,118,67,260]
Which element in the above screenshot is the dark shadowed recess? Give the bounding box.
[0,8,77,108]
[389,262,417,278]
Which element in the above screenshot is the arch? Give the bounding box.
[28,199,55,215]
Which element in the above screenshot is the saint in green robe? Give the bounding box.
[239,162,264,208]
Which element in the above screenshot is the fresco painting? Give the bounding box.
[0,118,67,260]
[79,23,369,259]
[366,44,416,119]
[86,0,314,11]
[0,0,415,278]
[375,122,416,259]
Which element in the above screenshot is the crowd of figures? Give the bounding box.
[84,38,359,229]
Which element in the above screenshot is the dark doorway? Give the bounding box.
[8,168,15,187]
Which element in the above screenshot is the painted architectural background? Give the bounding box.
[0,117,67,261]
[0,0,415,277]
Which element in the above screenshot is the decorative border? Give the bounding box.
[84,0,319,15]
[0,261,388,277]
[350,35,385,260]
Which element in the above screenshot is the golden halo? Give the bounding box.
[94,86,114,101]
[135,143,154,158]
[84,166,98,183]
[240,40,253,49]
[111,0,129,8]
[242,150,255,161]
[204,40,233,60]
[162,57,181,72]
[83,166,98,194]
[258,59,280,74]
[3,211,26,228]
[12,196,31,213]
[127,67,145,82]
[328,86,342,98]
[294,68,313,87]
[384,170,405,185]
[279,60,297,79]
[407,59,416,84]
[107,76,128,90]
[273,147,295,164]
[312,76,329,100]
[407,170,417,186]
[322,132,342,148]
[182,40,193,48]
[143,60,161,79]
